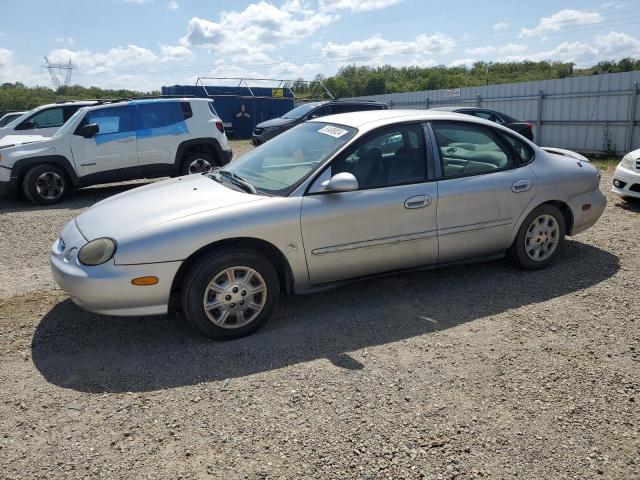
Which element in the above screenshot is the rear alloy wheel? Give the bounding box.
[181,249,279,339]
[22,163,69,205]
[182,154,216,175]
[509,204,566,270]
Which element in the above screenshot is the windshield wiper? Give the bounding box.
[216,170,257,194]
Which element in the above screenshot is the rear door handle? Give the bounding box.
[512,179,532,193]
[404,195,432,209]
[117,137,135,143]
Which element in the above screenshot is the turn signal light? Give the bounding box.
[131,276,159,286]
[582,204,592,211]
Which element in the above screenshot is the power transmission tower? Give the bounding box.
[42,57,75,89]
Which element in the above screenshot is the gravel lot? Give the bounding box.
[0,149,638,479]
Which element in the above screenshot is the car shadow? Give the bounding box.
[614,198,640,213]
[32,241,618,393]
[0,180,155,214]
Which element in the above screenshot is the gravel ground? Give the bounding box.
[0,154,638,479]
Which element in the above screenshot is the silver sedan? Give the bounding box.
[50,110,606,339]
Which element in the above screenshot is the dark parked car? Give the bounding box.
[429,107,534,142]
[252,100,388,145]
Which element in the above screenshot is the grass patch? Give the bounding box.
[587,156,620,171]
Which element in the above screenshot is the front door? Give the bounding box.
[301,123,439,285]
[70,105,138,184]
[430,120,537,261]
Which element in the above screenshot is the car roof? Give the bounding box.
[309,109,529,136]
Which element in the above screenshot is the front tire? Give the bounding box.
[22,163,70,205]
[181,154,217,175]
[509,204,566,270]
[181,249,280,339]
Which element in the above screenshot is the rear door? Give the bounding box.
[429,120,537,261]
[70,105,138,183]
[135,101,191,177]
[301,122,439,284]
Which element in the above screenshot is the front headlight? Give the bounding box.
[620,153,636,169]
[78,238,117,266]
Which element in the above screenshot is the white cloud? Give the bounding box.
[167,0,178,9]
[450,58,475,68]
[48,45,157,74]
[0,47,40,83]
[520,9,602,38]
[466,46,495,55]
[180,1,336,67]
[319,0,403,12]
[500,43,527,54]
[54,37,75,45]
[493,22,509,31]
[321,33,455,62]
[502,31,640,65]
[159,44,193,61]
[594,31,640,55]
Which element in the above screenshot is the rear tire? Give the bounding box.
[181,154,217,175]
[181,248,280,339]
[509,204,566,270]
[22,163,70,205]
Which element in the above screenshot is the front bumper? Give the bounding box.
[612,165,640,199]
[50,220,181,316]
[251,129,281,146]
[0,165,17,197]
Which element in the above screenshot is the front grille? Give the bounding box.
[630,183,640,193]
[254,128,263,135]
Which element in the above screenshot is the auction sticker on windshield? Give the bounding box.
[318,125,349,138]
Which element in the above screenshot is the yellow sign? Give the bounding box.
[271,88,284,98]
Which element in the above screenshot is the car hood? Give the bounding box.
[75,174,265,240]
[0,134,49,147]
[256,117,296,129]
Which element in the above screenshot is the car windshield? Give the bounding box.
[52,109,84,138]
[4,111,30,128]
[215,122,356,196]
[282,103,323,119]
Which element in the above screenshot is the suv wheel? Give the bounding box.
[181,248,280,339]
[22,164,69,205]
[182,154,217,175]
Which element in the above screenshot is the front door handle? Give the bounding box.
[117,137,135,143]
[404,195,432,209]
[512,179,532,193]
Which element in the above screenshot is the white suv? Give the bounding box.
[0,100,99,141]
[0,97,232,204]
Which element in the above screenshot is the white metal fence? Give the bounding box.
[344,71,640,155]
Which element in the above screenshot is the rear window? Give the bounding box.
[499,131,534,164]
[207,102,218,117]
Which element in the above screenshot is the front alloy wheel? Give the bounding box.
[182,248,279,339]
[203,266,267,329]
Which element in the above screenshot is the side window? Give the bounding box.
[19,107,64,129]
[472,110,500,123]
[81,106,133,136]
[207,101,218,117]
[432,122,513,178]
[499,132,534,164]
[181,102,193,120]
[331,124,426,189]
[137,102,185,130]
[308,105,330,119]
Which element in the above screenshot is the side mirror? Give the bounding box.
[16,120,36,130]
[81,123,99,138]
[321,172,359,192]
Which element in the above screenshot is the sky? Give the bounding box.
[1,0,640,91]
